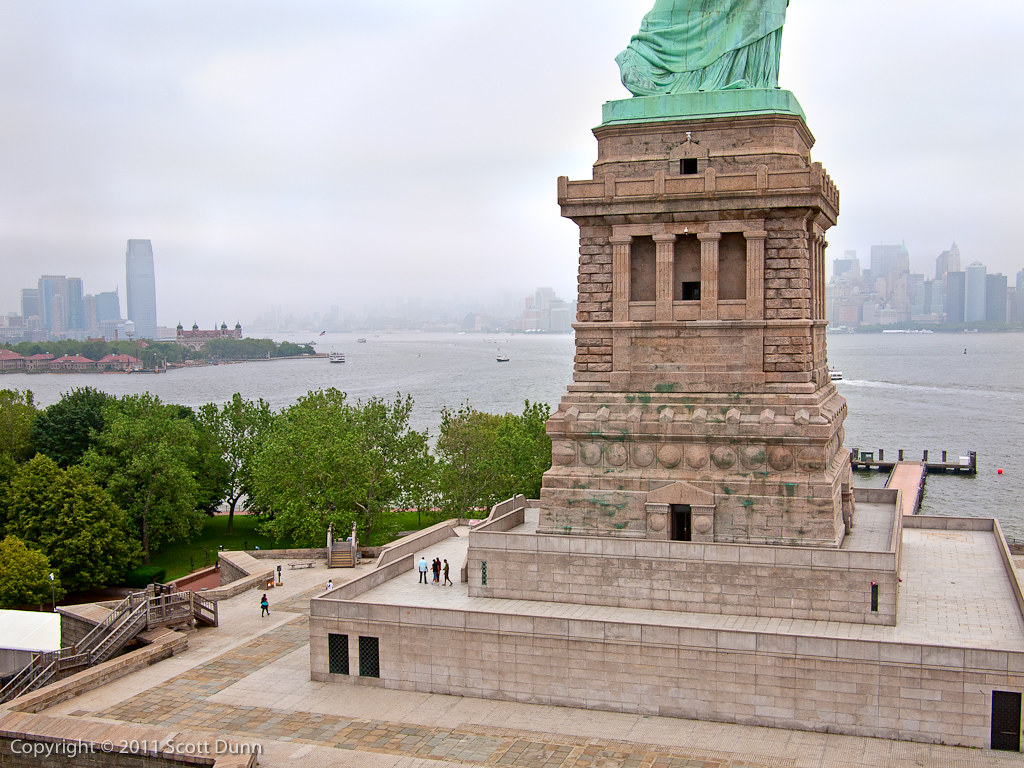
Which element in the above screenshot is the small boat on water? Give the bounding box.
[496,350,509,363]
[829,368,843,381]
[329,352,346,364]
[356,338,367,343]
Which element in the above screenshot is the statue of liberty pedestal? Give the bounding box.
[617,0,789,96]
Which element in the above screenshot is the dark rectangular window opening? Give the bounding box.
[358,635,380,678]
[328,633,349,675]
[670,505,692,542]
[870,583,879,612]
[681,281,701,301]
[681,158,699,175]
[992,690,1022,751]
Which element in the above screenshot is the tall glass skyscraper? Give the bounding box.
[126,239,158,339]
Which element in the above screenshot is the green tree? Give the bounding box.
[0,536,64,609]
[494,400,552,499]
[435,404,504,518]
[83,394,205,562]
[167,404,231,515]
[435,400,552,516]
[30,386,114,467]
[6,455,139,591]
[197,394,275,532]
[0,389,37,464]
[251,389,433,547]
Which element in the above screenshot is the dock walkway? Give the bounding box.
[886,461,926,516]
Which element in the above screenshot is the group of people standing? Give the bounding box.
[418,556,453,586]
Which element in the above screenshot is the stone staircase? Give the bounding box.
[0,586,218,705]
[328,543,355,568]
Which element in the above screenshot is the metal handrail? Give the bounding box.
[0,586,217,705]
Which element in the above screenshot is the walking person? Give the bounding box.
[443,559,453,586]
[431,558,441,585]
[260,594,270,617]
[418,556,429,584]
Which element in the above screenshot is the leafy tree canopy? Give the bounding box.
[83,394,207,561]
[0,535,63,609]
[435,400,551,517]
[6,455,140,591]
[31,386,114,467]
[0,389,37,464]
[251,389,433,547]
[197,393,276,532]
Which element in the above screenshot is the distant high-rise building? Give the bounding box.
[831,252,860,282]
[126,239,158,339]
[985,273,1008,323]
[20,288,39,320]
[94,290,120,326]
[945,271,966,323]
[66,277,84,330]
[965,262,987,323]
[868,244,909,288]
[935,242,961,280]
[38,275,70,332]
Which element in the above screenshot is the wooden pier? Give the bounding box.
[885,462,927,516]
[850,449,977,475]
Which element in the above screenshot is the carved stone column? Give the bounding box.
[744,230,767,321]
[611,236,631,323]
[698,233,720,320]
[654,234,676,321]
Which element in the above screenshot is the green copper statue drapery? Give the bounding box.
[617,0,789,96]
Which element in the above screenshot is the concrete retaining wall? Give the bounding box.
[212,552,273,600]
[467,530,899,625]
[246,548,325,560]
[310,605,1024,749]
[375,520,460,570]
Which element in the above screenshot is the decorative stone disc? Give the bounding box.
[658,444,682,468]
[797,448,825,472]
[632,444,655,467]
[711,446,736,469]
[767,446,793,471]
[580,443,603,466]
[685,446,709,469]
[606,443,628,466]
[648,513,667,532]
[552,442,576,466]
[740,446,766,470]
[693,515,713,535]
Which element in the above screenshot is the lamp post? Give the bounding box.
[48,572,55,612]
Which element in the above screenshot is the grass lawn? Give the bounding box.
[148,513,298,580]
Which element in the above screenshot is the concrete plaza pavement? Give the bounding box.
[36,555,1024,767]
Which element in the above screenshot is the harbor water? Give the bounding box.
[5,330,1022,539]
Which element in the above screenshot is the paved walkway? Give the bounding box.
[38,556,1022,768]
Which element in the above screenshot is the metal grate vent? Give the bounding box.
[359,636,380,678]
[328,633,349,675]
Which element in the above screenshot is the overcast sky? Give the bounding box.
[2,1,1022,325]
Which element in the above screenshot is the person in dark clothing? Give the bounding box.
[260,594,270,617]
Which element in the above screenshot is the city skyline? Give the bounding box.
[1,2,1022,323]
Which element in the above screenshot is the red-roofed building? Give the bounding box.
[0,349,25,372]
[97,353,142,372]
[50,355,96,372]
[24,353,55,372]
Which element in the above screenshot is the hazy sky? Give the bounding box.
[2,1,1022,325]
